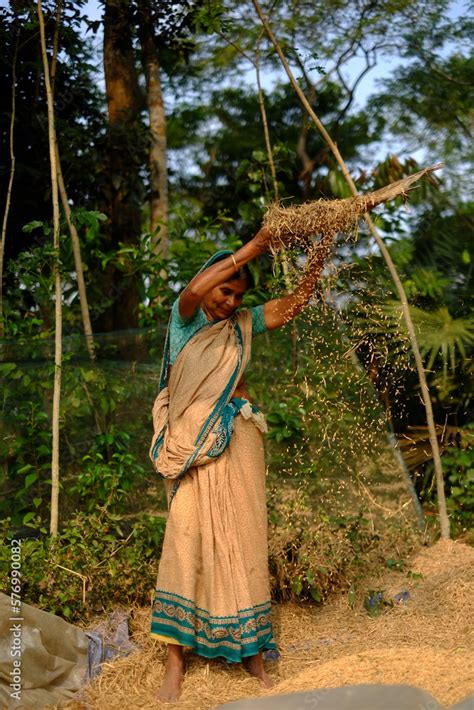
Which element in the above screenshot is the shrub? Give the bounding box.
[0,511,166,622]
[267,486,418,605]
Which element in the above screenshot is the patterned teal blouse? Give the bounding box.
[169,298,266,365]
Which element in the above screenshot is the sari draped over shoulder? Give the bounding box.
[149,297,277,663]
[149,310,252,492]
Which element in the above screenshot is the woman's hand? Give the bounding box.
[252,226,273,254]
[233,378,251,401]
[262,236,335,331]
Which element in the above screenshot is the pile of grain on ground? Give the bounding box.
[64,539,473,709]
[267,539,474,706]
[271,647,472,704]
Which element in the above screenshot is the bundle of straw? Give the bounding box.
[263,163,442,248]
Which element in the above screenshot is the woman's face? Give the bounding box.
[202,279,248,321]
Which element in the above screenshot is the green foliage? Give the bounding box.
[267,486,418,604]
[0,362,52,525]
[269,496,376,604]
[411,425,474,533]
[193,2,228,35]
[408,205,473,316]
[266,396,306,443]
[379,301,474,379]
[385,557,405,571]
[0,3,106,295]
[3,240,56,338]
[166,210,242,286]
[96,234,173,327]
[0,355,159,527]
[72,429,146,512]
[0,511,166,621]
[402,268,450,301]
[4,209,109,339]
[444,435,474,531]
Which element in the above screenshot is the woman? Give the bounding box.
[149,226,332,702]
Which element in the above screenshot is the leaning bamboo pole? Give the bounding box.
[37,0,62,536]
[0,32,19,341]
[255,42,279,201]
[55,149,96,360]
[254,39,302,367]
[252,0,450,538]
[49,1,96,360]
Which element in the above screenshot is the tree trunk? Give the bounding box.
[101,0,143,331]
[137,0,169,257]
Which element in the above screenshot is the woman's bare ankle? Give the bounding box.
[245,651,274,688]
[157,645,185,703]
[166,651,184,669]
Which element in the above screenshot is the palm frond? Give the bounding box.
[381,302,474,378]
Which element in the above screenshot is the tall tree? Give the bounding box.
[137,0,169,256]
[100,0,144,331]
[0,4,105,335]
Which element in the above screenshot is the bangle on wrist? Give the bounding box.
[231,254,239,272]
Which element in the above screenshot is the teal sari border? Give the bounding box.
[151,589,277,663]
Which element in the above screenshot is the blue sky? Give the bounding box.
[80,0,468,170]
[82,0,468,109]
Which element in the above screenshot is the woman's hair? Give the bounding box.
[211,252,254,288]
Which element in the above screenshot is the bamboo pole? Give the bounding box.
[0,31,19,341]
[55,151,96,360]
[255,43,279,201]
[254,40,301,365]
[49,0,96,360]
[252,0,450,538]
[37,0,63,536]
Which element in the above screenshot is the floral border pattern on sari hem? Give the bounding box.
[150,589,276,662]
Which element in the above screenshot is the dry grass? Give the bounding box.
[63,537,473,709]
[263,164,441,246]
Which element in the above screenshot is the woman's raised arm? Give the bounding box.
[263,238,333,331]
[178,228,271,320]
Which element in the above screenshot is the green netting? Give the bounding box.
[0,307,419,532]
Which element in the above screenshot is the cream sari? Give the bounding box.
[149,308,276,661]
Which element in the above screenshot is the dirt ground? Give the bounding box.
[67,537,474,709]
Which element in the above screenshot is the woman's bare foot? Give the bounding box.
[245,651,274,688]
[157,644,185,703]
